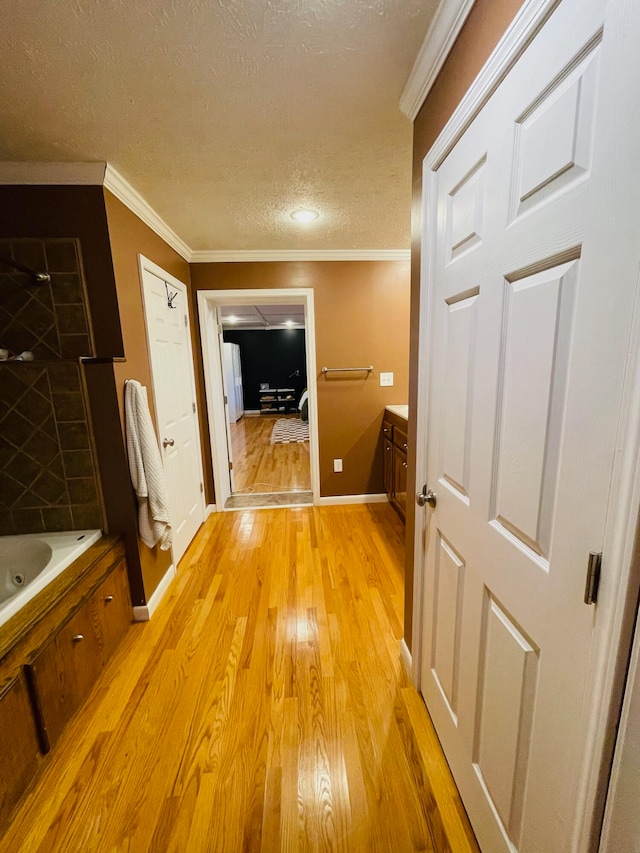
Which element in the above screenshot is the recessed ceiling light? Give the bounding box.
[290,209,319,223]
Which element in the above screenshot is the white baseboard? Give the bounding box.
[318,493,389,506]
[205,504,217,517]
[133,562,176,622]
[400,639,413,679]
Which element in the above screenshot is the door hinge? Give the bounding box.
[228,461,233,471]
[224,395,228,405]
[184,314,188,327]
[200,482,204,493]
[584,552,602,605]
[192,402,196,414]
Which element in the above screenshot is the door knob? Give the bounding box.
[162,438,175,448]
[416,486,437,508]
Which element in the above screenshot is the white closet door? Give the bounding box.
[416,0,640,850]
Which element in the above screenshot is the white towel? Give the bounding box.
[124,380,173,551]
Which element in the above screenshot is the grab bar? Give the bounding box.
[321,365,373,374]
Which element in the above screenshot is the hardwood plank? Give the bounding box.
[230,414,311,494]
[0,505,478,852]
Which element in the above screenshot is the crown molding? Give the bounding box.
[400,0,476,121]
[0,161,107,185]
[103,165,191,261]
[189,249,411,263]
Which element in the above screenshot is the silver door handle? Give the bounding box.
[163,438,175,448]
[416,486,437,508]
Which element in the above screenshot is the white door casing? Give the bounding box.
[197,288,320,509]
[412,0,640,851]
[139,257,205,564]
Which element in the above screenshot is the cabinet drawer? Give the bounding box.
[382,419,394,443]
[0,674,40,826]
[27,600,103,752]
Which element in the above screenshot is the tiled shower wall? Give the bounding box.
[0,239,103,535]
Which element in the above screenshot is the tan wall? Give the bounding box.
[190,261,410,500]
[104,190,192,600]
[405,0,527,649]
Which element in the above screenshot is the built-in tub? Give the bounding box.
[0,530,102,628]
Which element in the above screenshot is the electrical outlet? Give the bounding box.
[333,458,343,473]
[380,372,394,387]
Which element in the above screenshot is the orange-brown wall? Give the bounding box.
[190,261,410,500]
[104,190,192,600]
[404,0,527,649]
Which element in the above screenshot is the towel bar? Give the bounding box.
[321,365,373,374]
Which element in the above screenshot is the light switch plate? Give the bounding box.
[380,372,394,387]
[333,458,343,473]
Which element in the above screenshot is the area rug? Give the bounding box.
[270,417,309,444]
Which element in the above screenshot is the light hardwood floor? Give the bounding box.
[230,415,311,494]
[1,505,479,852]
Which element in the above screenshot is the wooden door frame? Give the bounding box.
[409,0,640,848]
[138,255,207,557]
[197,288,320,509]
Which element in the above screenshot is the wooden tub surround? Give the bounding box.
[0,536,131,831]
[0,505,478,852]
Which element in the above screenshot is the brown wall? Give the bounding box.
[104,190,192,600]
[405,0,527,650]
[190,261,410,500]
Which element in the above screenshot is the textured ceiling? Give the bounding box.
[0,0,438,251]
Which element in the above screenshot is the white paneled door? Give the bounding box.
[140,261,204,565]
[416,0,640,851]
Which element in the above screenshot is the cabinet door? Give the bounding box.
[28,600,103,752]
[0,674,40,829]
[384,436,394,497]
[392,447,408,521]
[94,559,132,665]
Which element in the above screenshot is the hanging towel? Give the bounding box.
[124,380,173,551]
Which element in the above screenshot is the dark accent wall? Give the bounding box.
[223,329,307,410]
[0,238,102,536]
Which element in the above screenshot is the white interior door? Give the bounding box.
[217,312,236,493]
[416,1,640,850]
[232,344,244,418]
[222,343,239,423]
[140,260,205,565]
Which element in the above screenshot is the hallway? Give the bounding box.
[0,505,478,852]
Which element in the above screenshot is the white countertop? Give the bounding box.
[385,404,408,420]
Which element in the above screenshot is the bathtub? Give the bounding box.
[0,529,103,627]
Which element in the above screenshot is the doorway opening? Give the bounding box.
[198,289,320,511]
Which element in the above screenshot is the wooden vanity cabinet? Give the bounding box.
[0,673,40,828]
[382,411,409,522]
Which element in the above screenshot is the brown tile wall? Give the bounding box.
[0,238,103,535]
